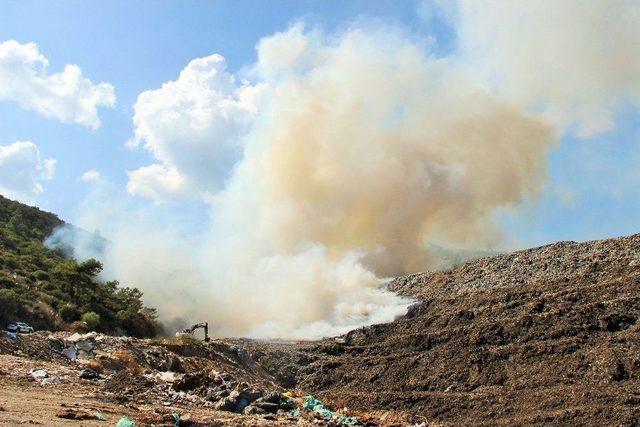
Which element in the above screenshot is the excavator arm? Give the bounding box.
[176,322,210,342]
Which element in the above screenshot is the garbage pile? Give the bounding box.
[288,393,360,425]
[1,331,368,424]
[60,331,103,361]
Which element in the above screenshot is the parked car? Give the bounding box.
[6,322,34,333]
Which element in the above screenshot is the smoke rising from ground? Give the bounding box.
[54,24,557,339]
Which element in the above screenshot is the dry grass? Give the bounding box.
[110,349,143,373]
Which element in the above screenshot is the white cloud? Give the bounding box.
[453,0,640,137]
[127,54,262,201]
[80,169,101,182]
[126,164,185,201]
[0,141,56,202]
[0,40,115,129]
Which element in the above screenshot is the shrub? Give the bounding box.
[81,311,100,330]
[0,276,14,289]
[0,289,22,323]
[35,270,49,280]
[1,254,18,269]
[58,303,80,322]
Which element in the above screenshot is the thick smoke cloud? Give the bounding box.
[453,0,640,137]
[240,26,553,275]
[63,24,556,339]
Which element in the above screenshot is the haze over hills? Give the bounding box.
[0,195,157,336]
[2,202,640,424]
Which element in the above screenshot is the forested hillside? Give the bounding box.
[0,195,158,337]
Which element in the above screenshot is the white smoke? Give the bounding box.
[59,23,560,339]
[453,0,640,137]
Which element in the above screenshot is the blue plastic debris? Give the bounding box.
[237,397,250,411]
[115,416,136,427]
[2,331,17,340]
[231,344,247,359]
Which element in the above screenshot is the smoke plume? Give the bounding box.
[54,24,556,339]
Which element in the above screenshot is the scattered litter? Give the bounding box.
[2,331,17,340]
[56,409,95,420]
[116,416,136,427]
[290,394,359,425]
[41,376,61,385]
[302,395,334,419]
[30,369,48,379]
[231,344,248,359]
[79,368,99,380]
[76,340,94,352]
[65,332,98,343]
[2,331,362,424]
[156,371,183,383]
[62,346,77,361]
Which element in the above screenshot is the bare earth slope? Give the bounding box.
[282,233,640,425]
[2,233,640,425]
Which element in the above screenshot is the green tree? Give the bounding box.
[58,303,80,322]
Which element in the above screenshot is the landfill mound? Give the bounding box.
[278,233,640,425]
[2,233,640,425]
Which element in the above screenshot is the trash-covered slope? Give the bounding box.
[3,233,640,425]
[284,234,640,425]
[0,331,374,425]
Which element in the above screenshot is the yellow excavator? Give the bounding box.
[175,322,210,342]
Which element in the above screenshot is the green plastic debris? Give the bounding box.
[298,395,359,425]
[116,416,136,427]
[172,412,180,427]
[342,416,358,425]
[94,411,107,421]
[302,395,334,420]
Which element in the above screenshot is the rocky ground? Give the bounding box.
[0,331,374,426]
[2,233,640,426]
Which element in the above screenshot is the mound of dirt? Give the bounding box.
[283,233,640,425]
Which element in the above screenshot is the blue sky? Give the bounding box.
[1,0,639,251]
[0,0,436,216]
